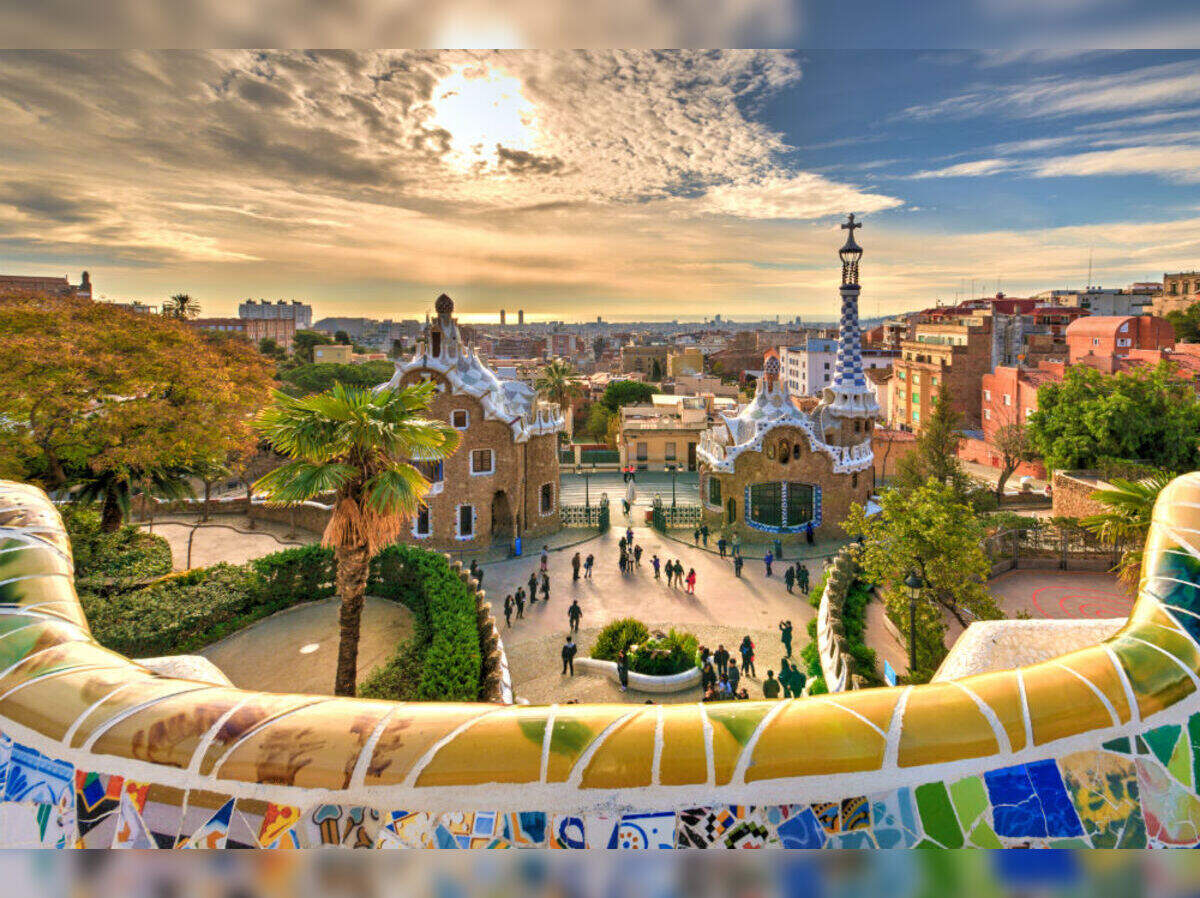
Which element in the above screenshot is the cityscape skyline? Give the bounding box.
[1,49,1198,320]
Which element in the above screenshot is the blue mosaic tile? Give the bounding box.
[985,761,1082,839]
[777,807,826,848]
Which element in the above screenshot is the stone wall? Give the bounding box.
[815,546,867,692]
[9,475,1200,849]
[1052,470,1111,519]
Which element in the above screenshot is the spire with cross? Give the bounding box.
[825,213,879,421]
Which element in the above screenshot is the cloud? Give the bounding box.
[696,173,902,219]
[1032,145,1200,182]
[908,158,1016,179]
[901,59,1200,121]
[494,145,567,175]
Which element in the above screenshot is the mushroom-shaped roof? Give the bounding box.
[435,293,454,315]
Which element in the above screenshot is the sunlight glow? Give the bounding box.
[428,64,540,171]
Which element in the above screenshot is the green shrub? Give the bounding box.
[628,628,698,676]
[591,618,651,661]
[359,639,425,700]
[62,504,172,588]
[251,544,335,605]
[807,569,829,609]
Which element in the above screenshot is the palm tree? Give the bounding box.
[74,465,195,532]
[253,381,459,696]
[1082,473,1173,584]
[164,293,200,319]
[535,359,583,411]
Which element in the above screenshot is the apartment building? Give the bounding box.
[619,395,709,471]
[238,298,313,330]
[1157,272,1200,316]
[890,315,992,431]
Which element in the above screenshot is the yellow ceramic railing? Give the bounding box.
[1,475,1199,830]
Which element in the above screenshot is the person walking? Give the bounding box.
[779,659,794,698]
[515,588,526,619]
[562,636,577,676]
[732,532,741,556]
[584,553,594,579]
[739,636,756,678]
[727,658,740,694]
[733,553,744,578]
[701,660,716,692]
[796,562,809,595]
[626,526,634,545]
[540,572,550,602]
[784,565,795,594]
[619,535,627,555]
[528,571,539,604]
[541,546,549,573]
[701,524,709,547]
[651,554,661,579]
[616,650,629,692]
[572,552,581,582]
[714,644,729,678]
[717,536,727,558]
[634,544,643,568]
[764,550,774,577]
[805,521,814,545]
[567,599,582,633]
[779,620,793,657]
[762,669,781,699]
[675,560,685,587]
[788,662,807,697]
[503,594,513,628]
[693,527,700,546]
[685,568,696,594]
[619,548,627,574]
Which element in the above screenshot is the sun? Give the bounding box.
[428,64,539,171]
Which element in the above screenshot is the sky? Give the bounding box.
[1,43,1199,321]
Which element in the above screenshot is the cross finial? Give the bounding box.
[841,213,861,234]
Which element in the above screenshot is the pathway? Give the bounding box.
[200,597,412,695]
[137,515,314,570]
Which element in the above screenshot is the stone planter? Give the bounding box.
[573,658,701,693]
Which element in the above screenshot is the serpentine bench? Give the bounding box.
[1,476,1199,848]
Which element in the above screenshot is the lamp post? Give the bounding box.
[904,570,924,678]
[668,463,678,508]
[574,463,591,509]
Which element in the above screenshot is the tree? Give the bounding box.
[892,384,972,497]
[845,480,1001,681]
[1166,302,1200,343]
[293,329,335,364]
[258,338,287,361]
[1028,362,1200,473]
[163,293,200,319]
[535,359,583,412]
[992,421,1035,499]
[334,329,351,345]
[601,379,656,412]
[585,403,612,443]
[75,465,195,532]
[1082,473,1173,584]
[390,338,405,358]
[279,360,395,397]
[0,294,274,530]
[254,381,459,696]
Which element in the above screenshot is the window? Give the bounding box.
[786,482,814,526]
[1092,338,1100,347]
[984,408,992,421]
[470,448,494,475]
[1117,338,1131,348]
[416,460,443,483]
[1002,394,1012,406]
[912,392,919,403]
[912,373,921,384]
[457,504,474,538]
[414,505,431,538]
[726,497,736,524]
[749,482,783,528]
[665,441,677,461]
[451,409,469,429]
[540,482,554,515]
[852,472,858,489]
[708,476,722,505]
[898,370,906,381]
[912,410,920,423]
[636,442,648,461]
[983,389,991,401]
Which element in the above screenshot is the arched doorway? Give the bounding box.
[491,490,513,543]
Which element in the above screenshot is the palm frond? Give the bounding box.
[363,464,430,517]
[253,459,356,503]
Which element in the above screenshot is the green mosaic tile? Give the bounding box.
[915,838,943,849]
[1117,811,1147,848]
[968,820,1002,848]
[1144,724,1182,769]
[1103,737,1132,754]
[1188,713,1200,790]
[1049,838,1090,848]
[1136,735,1149,754]
[949,776,988,829]
[1169,731,1193,789]
[914,782,963,849]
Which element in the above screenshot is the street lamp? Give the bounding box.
[574,463,591,509]
[904,570,924,678]
[668,463,678,508]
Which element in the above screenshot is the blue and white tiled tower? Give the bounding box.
[824,213,880,420]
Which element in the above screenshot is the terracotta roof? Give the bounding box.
[1065,315,1136,339]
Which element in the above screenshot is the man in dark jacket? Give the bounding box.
[713,644,730,678]
[762,670,781,699]
[561,636,578,675]
[567,599,582,633]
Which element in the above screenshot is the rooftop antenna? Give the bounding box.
[1087,248,1094,291]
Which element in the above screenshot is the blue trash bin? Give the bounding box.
[513,536,522,557]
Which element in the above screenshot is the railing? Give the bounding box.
[580,449,619,464]
[983,523,1123,575]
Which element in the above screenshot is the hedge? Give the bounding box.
[61,504,172,590]
[362,545,481,702]
[76,534,483,702]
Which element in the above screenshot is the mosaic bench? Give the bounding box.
[1,475,1199,848]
